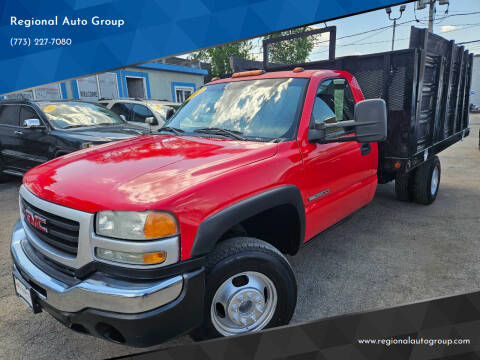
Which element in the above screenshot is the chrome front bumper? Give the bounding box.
[11,220,183,314]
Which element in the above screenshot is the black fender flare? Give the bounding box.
[190,185,305,257]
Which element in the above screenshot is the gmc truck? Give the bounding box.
[10,27,472,347]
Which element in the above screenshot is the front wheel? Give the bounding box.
[191,237,297,341]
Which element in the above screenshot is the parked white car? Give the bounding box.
[98,98,181,132]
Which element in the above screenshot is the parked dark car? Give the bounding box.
[0,99,147,180]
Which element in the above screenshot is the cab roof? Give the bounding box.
[206,69,352,85]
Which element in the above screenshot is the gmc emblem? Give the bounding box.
[24,209,48,233]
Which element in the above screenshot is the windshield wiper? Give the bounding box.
[62,124,87,129]
[94,122,116,126]
[158,126,185,135]
[194,127,246,140]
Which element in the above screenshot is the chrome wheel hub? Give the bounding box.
[211,271,277,336]
[431,166,439,195]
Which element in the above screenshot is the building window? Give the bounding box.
[34,84,62,100]
[76,76,99,100]
[4,84,61,100]
[173,84,195,102]
[126,76,147,99]
[98,73,119,99]
[76,73,119,101]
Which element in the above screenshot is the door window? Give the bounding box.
[19,106,40,127]
[311,78,355,136]
[131,104,154,123]
[110,103,133,120]
[0,105,20,126]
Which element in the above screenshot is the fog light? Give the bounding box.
[95,248,166,265]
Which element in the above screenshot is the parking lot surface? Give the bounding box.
[0,115,479,359]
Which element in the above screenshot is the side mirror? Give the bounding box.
[353,99,387,143]
[119,114,126,121]
[308,99,387,144]
[23,119,42,129]
[166,108,175,121]
[146,116,158,125]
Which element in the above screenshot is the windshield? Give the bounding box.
[164,78,308,141]
[38,102,125,129]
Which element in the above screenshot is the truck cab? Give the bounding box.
[11,68,387,346]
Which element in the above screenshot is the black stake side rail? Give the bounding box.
[262,26,472,183]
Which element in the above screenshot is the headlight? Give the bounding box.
[95,211,178,240]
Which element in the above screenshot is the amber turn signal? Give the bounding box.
[293,67,304,73]
[144,212,178,239]
[143,251,167,264]
[232,69,265,78]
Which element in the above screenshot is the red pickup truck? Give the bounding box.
[11,28,472,347]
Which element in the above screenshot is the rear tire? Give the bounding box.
[413,156,441,205]
[395,170,415,202]
[191,237,297,341]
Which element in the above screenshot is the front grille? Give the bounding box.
[22,199,80,256]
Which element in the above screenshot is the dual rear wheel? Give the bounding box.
[395,156,441,205]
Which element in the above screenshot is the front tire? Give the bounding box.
[413,156,441,205]
[191,237,297,341]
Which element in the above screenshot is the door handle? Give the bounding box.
[14,130,23,135]
[360,143,371,156]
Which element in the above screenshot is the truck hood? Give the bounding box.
[23,135,278,212]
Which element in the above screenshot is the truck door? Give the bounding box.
[0,104,23,171]
[301,78,378,240]
[16,105,51,171]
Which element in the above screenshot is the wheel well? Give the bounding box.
[219,204,301,255]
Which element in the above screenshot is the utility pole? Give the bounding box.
[386,5,406,51]
[428,1,435,33]
[417,0,449,33]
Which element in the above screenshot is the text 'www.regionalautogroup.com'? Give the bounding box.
[357,336,471,347]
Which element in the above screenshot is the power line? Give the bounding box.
[247,11,480,58]
[458,39,480,45]
[309,12,480,46]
